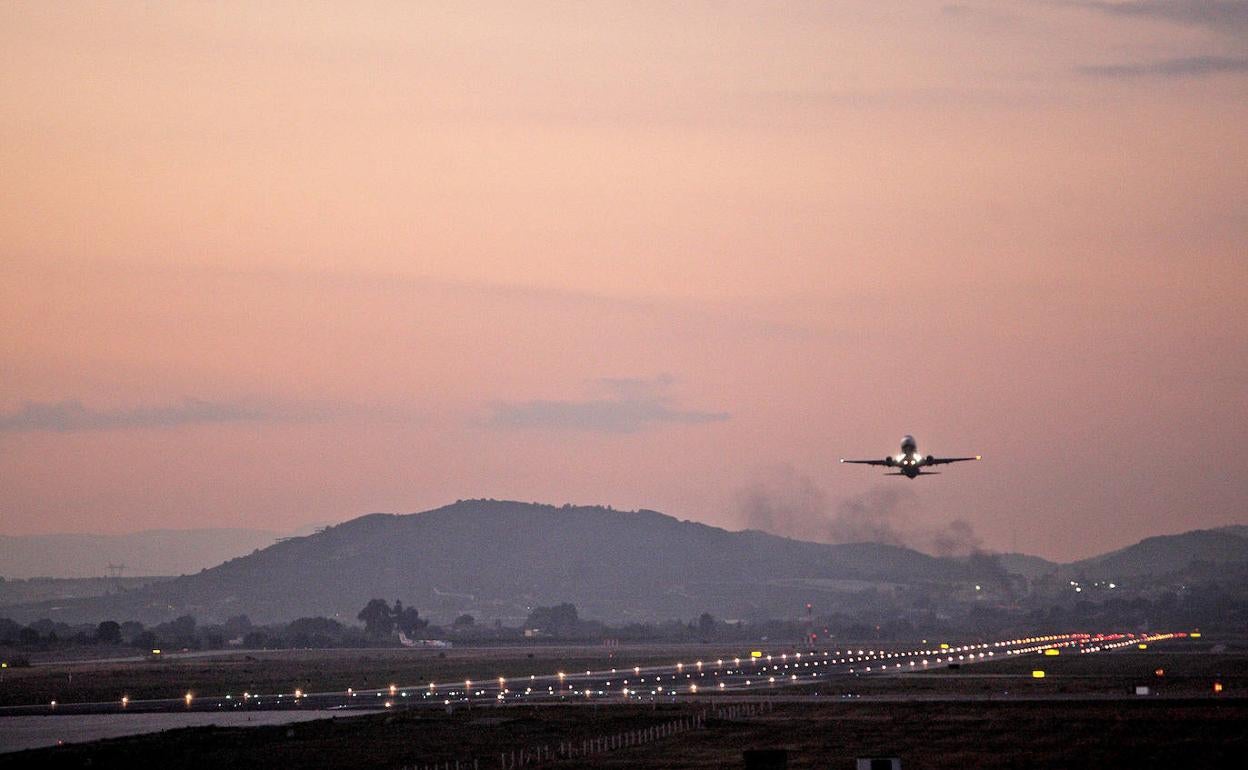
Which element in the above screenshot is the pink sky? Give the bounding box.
[2,2,1246,560]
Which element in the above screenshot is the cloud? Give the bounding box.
[1070,1,1248,32]
[0,399,273,433]
[1079,55,1248,77]
[734,465,984,556]
[487,375,729,434]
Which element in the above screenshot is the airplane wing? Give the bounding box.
[926,455,981,466]
[840,458,891,466]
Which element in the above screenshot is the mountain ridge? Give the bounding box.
[0,500,968,624]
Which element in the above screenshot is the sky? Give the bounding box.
[1,1,1246,561]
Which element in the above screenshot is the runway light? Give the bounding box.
[121,696,129,707]
[389,684,397,695]
[185,692,194,705]
[1214,682,1223,693]
[1191,632,1202,638]
[1044,649,1060,656]
[1032,671,1046,679]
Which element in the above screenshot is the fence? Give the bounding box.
[401,700,776,770]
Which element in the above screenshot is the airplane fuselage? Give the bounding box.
[888,434,931,478]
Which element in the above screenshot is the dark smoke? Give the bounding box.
[926,518,983,557]
[734,465,984,556]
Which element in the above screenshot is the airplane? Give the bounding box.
[841,434,981,479]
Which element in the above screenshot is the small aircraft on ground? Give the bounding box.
[841,434,981,479]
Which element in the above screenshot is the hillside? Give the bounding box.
[0,500,971,625]
[0,528,283,579]
[0,576,173,606]
[1067,527,1248,580]
[991,552,1058,580]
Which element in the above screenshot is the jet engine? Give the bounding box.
[884,456,895,467]
[926,455,934,465]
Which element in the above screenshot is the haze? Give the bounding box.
[2,2,1245,561]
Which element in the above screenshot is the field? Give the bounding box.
[1,639,1245,768]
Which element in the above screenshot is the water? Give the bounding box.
[0,709,375,754]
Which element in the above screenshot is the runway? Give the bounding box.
[0,630,1187,717]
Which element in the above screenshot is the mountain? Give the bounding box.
[1066,527,1248,580]
[0,500,971,625]
[0,576,174,606]
[992,552,1058,580]
[0,528,286,579]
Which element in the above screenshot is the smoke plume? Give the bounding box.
[734,465,983,556]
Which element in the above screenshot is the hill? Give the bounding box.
[1066,527,1248,580]
[0,528,284,579]
[0,500,971,625]
[0,576,173,606]
[992,552,1058,580]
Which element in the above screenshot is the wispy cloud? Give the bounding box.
[1070,1,1248,32]
[487,375,729,434]
[0,398,371,433]
[1078,55,1248,77]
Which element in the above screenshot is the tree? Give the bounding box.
[95,620,122,644]
[453,614,475,627]
[223,615,252,638]
[156,615,196,646]
[120,621,145,643]
[358,598,395,636]
[697,612,717,637]
[394,603,428,635]
[525,603,579,636]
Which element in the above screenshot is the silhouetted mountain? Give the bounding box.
[0,500,968,625]
[992,552,1058,580]
[1066,527,1248,580]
